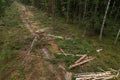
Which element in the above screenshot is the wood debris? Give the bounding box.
[96,48,103,52]
[69,54,95,69]
[35,27,51,33]
[47,34,64,40]
[75,70,120,80]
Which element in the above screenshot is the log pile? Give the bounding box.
[69,54,95,69]
[75,70,120,80]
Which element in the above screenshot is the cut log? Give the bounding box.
[47,34,64,40]
[74,71,118,80]
[69,58,95,69]
[75,54,87,64]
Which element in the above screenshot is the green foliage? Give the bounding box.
[57,38,96,55]
[0,0,14,16]
[20,0,32,5]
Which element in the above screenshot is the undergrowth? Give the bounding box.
[0,2,31,80]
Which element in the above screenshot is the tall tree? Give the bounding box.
[99,0,111,41]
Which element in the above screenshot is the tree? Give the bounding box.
[99,0,111,41]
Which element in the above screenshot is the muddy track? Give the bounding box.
[18,3,66,80]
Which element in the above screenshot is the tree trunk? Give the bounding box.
[114,29,120,44]
[99,0,111,41]
[66,0,70,23]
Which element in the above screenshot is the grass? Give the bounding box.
[1,2,120,79]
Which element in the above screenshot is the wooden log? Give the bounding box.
[35,27,50,33]
[47,34,64,40]
[75,54,87,64]
[75,71,114,80]
[69,58,95,69]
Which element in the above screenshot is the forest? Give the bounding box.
[0,0,120,80]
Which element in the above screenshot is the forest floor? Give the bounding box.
[0,1,120,80]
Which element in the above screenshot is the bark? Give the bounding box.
[99,0,111,41]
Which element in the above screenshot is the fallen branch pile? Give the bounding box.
[75,70,120,80]
[69,54,95,69]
